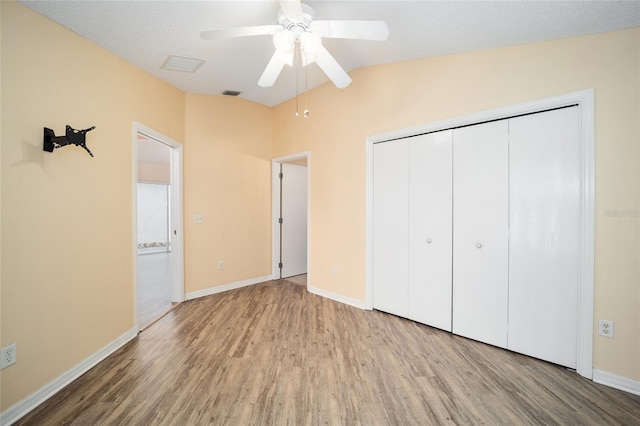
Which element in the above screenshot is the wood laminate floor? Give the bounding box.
[283,273,307,286]
[17,280,640,425]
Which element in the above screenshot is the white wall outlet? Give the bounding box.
[0,343,17,369]
[331,265,338,276]
[598,320,615,338]
[194,214,204,224]
[218,260,224,270]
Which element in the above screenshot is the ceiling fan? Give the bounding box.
[200,0,389,89]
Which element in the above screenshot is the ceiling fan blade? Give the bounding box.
[258,52,287,87]
[315,45,352,89]
[279,0,304,19]
[310,20,389,41]
[200,25,281,40]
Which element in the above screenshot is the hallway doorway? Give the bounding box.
[134,123,184,330]
[272,153,310,282]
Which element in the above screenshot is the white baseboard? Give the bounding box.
[0,327,137,426]
[307,285,366,310]
[185,275,272,300]
[593,369,640,396]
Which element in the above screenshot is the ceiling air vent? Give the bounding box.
[222,90,241,97]
[161,55,205,73]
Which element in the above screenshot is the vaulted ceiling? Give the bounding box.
[19,1,640,107]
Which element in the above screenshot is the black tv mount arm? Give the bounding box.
[43,125,96,157]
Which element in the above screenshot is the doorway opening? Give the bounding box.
[133,122,184,331]
[272,152,310,286]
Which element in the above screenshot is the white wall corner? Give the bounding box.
[593,369,640,396]
[185,275,273,300]
[307,285,366,310]
[0,328,137,426]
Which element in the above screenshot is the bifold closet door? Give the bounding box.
[372,139,409,317]
[508,106,580,368]
[408,131,453,331]
[452,120,509,348]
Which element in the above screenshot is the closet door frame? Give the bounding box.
[365,89,594,379]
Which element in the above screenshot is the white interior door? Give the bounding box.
[452,120,509,348]
[508,107,581,368]
[408,130,453,331]
[280,163,308,278]
[373,140,409,317]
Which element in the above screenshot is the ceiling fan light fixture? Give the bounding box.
[300,32,321,64]
[276,50,294,67]
[273,30,294,53]
[273,30,295,66]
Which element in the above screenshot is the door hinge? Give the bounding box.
[279,217,283,224]
[278,262,283,269]
[279,172,283,179]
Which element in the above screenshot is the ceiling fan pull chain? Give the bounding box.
[295,39,301,117]
[304,50,310,118]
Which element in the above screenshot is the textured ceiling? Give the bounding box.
[19,1,640,107]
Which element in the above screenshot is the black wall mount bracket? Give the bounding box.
[43,125,96,157]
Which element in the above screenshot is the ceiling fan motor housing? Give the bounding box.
[278,4,315,34]
[274,4,321,65]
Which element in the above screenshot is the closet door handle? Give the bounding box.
[476,243,482,249]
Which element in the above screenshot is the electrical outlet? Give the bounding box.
[598,320,615,338]
[218,260,224,270]
[194,214,204,224]
[331,265,338,276]
[0,343,16,369]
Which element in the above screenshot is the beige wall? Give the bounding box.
[0,2,185,410]
[273,29,640,381]
[184,94,272,293]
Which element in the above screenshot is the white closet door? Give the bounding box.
[453,120,509,348]
[373,140,409,317]
[508,107,580,368]
[408,130,453,331]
